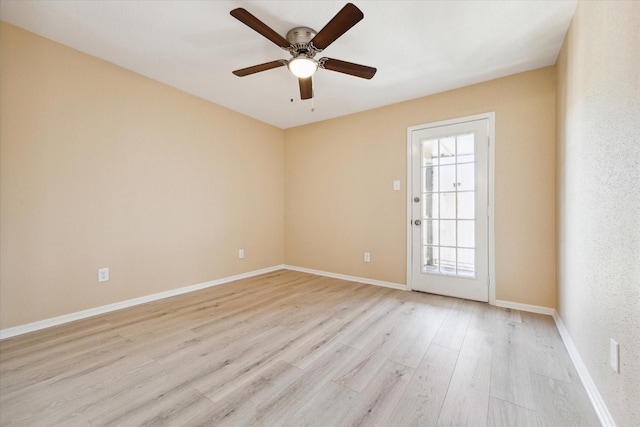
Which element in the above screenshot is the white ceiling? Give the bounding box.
[0,0,577,129]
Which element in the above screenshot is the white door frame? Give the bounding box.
[406,112,496,304]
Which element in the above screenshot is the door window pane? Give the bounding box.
[457,248,475,276]
[423,220,439,245]
[440,220,456,247]
[439,137,456,164]
[457,192,474,219]
[423,166,438,193]
[458,220,475,248]
[456,163,475,191]
[439,165,456,191]
[457,134,474,157]
[439,193,456,219]
[422,139,439,166]
[423,246,438,272]
[423,193,439,219]
[440,247,456,274]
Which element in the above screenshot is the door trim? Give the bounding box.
[406,112,496,304]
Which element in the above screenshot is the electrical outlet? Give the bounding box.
[98,267,109,283]
[238,249,245,259]
[364,252,371,263]
[610,339,619,373]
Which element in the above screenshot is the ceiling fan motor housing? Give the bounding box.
[286,27,319,57]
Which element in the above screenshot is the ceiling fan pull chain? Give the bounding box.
[311,77,316,112]
[291,73,297,102]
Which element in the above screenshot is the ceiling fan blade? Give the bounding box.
[230,8,290,49]
[299,77,313,100]
[232,60,286,77]
[310,3,364,50]
[320,58,377,79]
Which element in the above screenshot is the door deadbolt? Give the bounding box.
[413,197,420,203]
[414,219,422,226]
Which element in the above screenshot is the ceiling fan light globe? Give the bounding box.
[288,57,318,78]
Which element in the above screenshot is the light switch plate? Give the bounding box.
[610,339,619,373]
[393,180,401,191]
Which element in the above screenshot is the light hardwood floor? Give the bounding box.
[0,270,601,426]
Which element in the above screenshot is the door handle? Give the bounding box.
[414,219,422,226]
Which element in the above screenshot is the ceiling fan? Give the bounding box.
[230,3,377,100]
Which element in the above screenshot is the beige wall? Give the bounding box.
[285,67,557,307]
[555,1,640,425]
[1,19,558,330]
[0,23,285,329]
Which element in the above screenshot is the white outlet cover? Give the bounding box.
[98,267,109,283]
[238,249,245,259]
[364,252,371,262]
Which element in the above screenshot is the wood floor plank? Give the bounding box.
[0,270,602,427]
[530,373,601,427]
[490,320,536,410]
[197,317,339,402]
[94,388,213,427]
[278,317,345,369]
[332,326,403,392]
[226,359,303,407]
[431,298,475,351]
[161,360,300,427]
[388,303,448,369]
[468,301,501,333]
[338,359,414,426]
[0,317,115,364]
[1,354,158,426]
[522,312,580,383]
[389,343,458,427]
[0,333,128,393]
[487,397,544,427]
[252,341,360,425]
[178,392,259,427]
[436,328,494,427]
[334,291,401,349]
[495,306,522,323]
[284,380,357,427]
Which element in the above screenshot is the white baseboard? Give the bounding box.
[495,299,555,316]
[553,311,616,427]
[283,265,407,291]
[0,265,285,340]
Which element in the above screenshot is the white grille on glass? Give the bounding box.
[421,133,476,277]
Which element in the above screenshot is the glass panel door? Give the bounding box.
[410,117,490,302]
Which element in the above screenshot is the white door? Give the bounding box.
[409,116,491,302]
